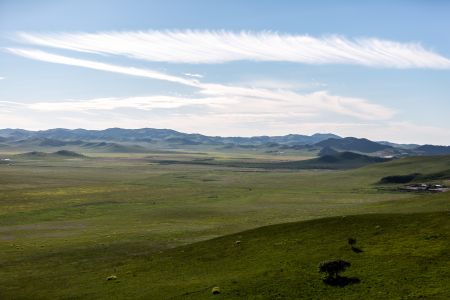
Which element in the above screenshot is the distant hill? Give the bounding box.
[414,145,450,155]
[153,151,390,170]
[0,129,31,139]
[0,128,449,155]
[251,133,341,145]
[3,137,149,153]
[0,128,339,146]
[15,150,86,159]
[315,137,392,153]
[273,151,390,169]
[15,151,49,158]
[377,141,419,150]
[318,146,339,156]
[82,142,148,153]
[11,137,84,147]
[164,137,201,145]
[53,150,85,158]
[292,151,390,169]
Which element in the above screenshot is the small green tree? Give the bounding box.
[318,259,351,281]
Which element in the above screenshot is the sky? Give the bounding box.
[1,0,450,144]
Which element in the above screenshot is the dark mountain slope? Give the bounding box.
[315,137,392,153]
[318,146,339,156]
[414,145,450,155]
[15,150,86,159]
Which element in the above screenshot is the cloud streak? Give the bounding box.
[1,103,446,144]
[25,96,227,111]
[6,48,395,121]
[184,73,203,78]
[6,48,199,87]
[4,89,394,122]
[17,30,450,68]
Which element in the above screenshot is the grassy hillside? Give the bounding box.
[0,153,449,299]
[0,212,448,299]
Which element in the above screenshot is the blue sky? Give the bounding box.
[1,0,450,144]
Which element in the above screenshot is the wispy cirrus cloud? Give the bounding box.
[6,48,200,87]
[4,90,394,122]
[6,47,395,121]
[25,96,229,111]
[16,30,450,68]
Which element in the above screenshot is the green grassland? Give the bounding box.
[0,151,449,299]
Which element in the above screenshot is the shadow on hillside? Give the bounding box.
[323,276,360,287]
[351,246,363,253]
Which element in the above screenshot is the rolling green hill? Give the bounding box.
[122,211,450,299]
[0,212,448,299]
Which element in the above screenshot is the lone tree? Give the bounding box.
[318,259,351,282]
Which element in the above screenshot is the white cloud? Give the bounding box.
[6,90,392,121]
[6,48,200,87]
[1,99,447,144]
[0,76,4,80]
[236,79,326,90]
[8,90,394,122]
[3,31,448,144]
[184,73,203,78]
[7,48,394,121]
[25,96,231,111]
[0,100,25,112]
[17,30,450,68]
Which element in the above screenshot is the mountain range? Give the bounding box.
[0,128,449,156]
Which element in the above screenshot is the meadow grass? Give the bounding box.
[0,152,449,299]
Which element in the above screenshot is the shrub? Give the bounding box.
[318,259,351,281]
[379,173,420,184]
